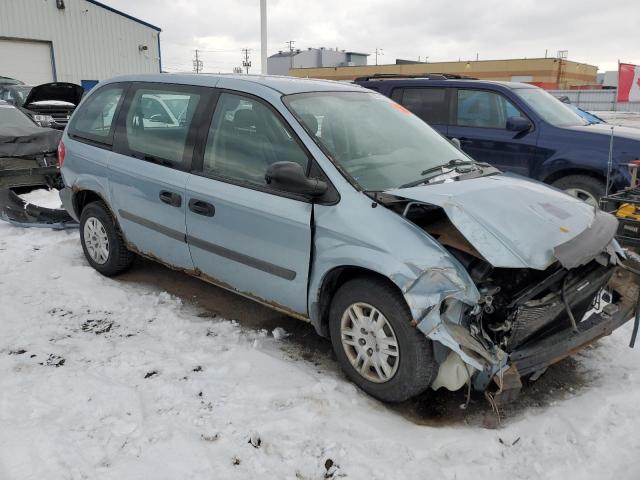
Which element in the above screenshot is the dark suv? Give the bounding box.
[355,75,640,205]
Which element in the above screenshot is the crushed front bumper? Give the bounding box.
[489,299,635,404]
[510,301,634,377]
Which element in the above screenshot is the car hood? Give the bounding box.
[0,123,62,157]
[566,123,640,142]
[23,82,84,107]
[387,174,618,270]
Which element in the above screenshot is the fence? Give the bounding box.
[548,89,640,112]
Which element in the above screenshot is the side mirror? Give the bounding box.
[450,137,462,149]
[265,161,328,197]
[506,116,532,132]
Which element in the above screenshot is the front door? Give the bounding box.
[447,88,540,176]
[185,91,313,315]
[109,83,208,270]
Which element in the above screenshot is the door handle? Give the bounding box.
[159,190,182,207]
[189,199,215,217]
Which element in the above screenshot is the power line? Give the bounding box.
[286,40,296,69]
[375,47,384,66]
[242,48,252,74]
[193,49,203,74]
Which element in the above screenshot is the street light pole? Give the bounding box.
[260,0,267,74]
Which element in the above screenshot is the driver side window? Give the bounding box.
[203,93,309,186]
[456,90,524,129]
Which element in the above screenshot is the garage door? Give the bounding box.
[0,39,54,85]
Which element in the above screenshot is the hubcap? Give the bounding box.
[340,302,399,383]
[83,217,109,265]
[565,187,598,207]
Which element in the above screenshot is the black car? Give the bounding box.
[1,82,84,130]
[0,100,62,190]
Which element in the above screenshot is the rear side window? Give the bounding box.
[395,88,448,124]
[456,90,523,129]
[69,86,123,142]
[202,92,309,187]
[124,88,201,165]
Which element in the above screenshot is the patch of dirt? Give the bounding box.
[391,356,592,428]
[81,319,115,335]
[42,354,65,367]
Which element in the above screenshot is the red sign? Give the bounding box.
[618,63,640,102]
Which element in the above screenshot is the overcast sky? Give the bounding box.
[106,0,639,74]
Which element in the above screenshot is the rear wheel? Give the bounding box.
[552,174,605,207]
[329,276,436,402]
[79,201,134,276]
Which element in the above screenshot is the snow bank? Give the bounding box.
[1,203,639,479]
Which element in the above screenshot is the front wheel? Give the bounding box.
[552,174,605,207]
[329,277,436,402]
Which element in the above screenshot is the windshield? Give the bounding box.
[284,91,470,191]
[514,87,588,127]
[0,103,36,128]
[0,85,32,105]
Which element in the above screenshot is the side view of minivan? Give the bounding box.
[355,75,640,206]
[59,74,635,404]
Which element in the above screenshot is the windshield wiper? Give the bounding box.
[399,158,477,188]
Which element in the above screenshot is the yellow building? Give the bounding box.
[289,57,598,89]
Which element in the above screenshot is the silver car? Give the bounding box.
[58,74,636,404]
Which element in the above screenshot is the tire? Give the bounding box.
[328,276,436,403]
[79,201,134,276]
[552,174,605,207]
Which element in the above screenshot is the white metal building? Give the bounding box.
[0,0,161,89]
[267,48,368,76]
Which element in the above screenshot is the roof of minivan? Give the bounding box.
[104,73,365,95]
[356,77,539,89]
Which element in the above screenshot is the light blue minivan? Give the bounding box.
[59,74,634,404]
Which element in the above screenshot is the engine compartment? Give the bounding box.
[384,198,616,352]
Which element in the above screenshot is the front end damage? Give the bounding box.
[380,177,639,404]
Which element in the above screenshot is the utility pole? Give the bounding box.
[375,47,383,66]
[242,48,252,74]
[260,0,267,74]
[286,40,296,70]
[192,49,203,73]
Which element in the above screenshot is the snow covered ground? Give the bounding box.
[1,189,640,479]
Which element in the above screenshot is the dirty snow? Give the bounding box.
[1,189,640,479]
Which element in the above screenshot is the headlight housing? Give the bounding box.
[32,114,55,127]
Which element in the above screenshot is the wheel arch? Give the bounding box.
[311,265,410,338]
[73,189,106,217]
[542,167,606,186]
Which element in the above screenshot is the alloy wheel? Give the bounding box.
[340,302,400,383]
[83,217,110,265]
[565,187,599,207]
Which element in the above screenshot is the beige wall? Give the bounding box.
[289,58,598,88]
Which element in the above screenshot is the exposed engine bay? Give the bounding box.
[400,200,616,351]
[376,190,638,402]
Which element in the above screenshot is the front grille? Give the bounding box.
[51,112,70,126]
[506,262,614,350]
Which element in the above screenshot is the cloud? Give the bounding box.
[105,0,639,73]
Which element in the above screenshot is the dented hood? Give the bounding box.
[388,174,618,270]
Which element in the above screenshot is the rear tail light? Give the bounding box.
[57,140,65,168]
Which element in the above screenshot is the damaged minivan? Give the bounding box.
[59,74,638,404]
